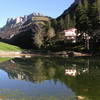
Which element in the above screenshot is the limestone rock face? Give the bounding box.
[6,13,43,26]
[0,13,49,39]
[0,13,45,36]
[0,15,51,49]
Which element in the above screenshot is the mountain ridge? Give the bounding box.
[0,13,50,39]
[0,0,100,50]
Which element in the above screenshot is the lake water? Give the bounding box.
[0,57,100,100]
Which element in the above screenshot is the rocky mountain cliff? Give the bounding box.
[0,13,54,49]
[6,13,43,26]
[0,13,46,39]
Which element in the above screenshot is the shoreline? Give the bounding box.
[0,51,92,58]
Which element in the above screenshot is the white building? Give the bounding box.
[65,69,78,77]
[65,68,89,77]
[64,28,77,43]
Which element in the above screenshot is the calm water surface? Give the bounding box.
[0,57,100,100]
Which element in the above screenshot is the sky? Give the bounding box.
[0,0,74,27]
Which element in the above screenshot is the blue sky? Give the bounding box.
[0,0,74,27]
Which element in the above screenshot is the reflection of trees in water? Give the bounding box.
[0,58,58,83]
[32,58,47,83]
[0,57,100,100]
[62,58,100,100]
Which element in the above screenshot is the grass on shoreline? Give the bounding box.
[0,58,11,63]
[0,42,21,52]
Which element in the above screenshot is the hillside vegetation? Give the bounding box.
[0,0,100,53]
[56,0,100,31]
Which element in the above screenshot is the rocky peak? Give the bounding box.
[6,13,43,25]
[0,12,50,40]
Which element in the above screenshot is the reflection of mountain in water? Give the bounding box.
[0,57,100,100]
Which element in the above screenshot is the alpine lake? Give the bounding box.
[0,56,100,100]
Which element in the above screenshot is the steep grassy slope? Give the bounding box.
[0,42,21,51]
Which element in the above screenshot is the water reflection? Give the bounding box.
[0,57,100,100]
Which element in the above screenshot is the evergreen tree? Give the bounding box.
[34,29,44,49]
[75,6,89,34]
[75,6,90,50]
[76,0,100,36]
[51,19,58,31]
[64,15,68,29]
[57,18,65,31]
[75,0,100,51]
[87,0,100,35]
